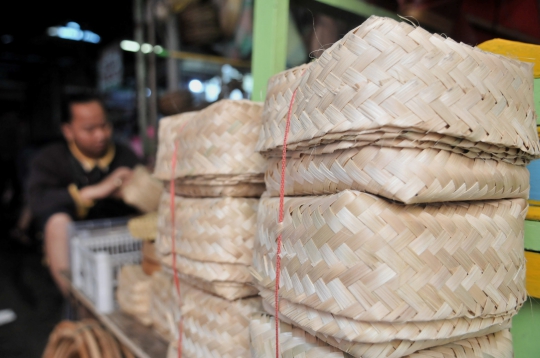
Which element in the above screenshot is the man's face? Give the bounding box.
[62,101,112,158]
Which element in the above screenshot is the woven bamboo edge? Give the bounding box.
[180,283,262,358]
[176,173,265,184]
[166,173,265,198]
[172,182,266,198]
[259,287,514,344]
[154,100,267,180]
[257,16,540,158]
[253,191,527,322]
[265,146,530,203]
[250,313,513,358]
[149,270,180,342]
[261,130,536,165]
[178,272,258,300]
[160,253,254,283]
[128,212,158,241]
[157,191,258,265]
[250,313,353,357]
[160,265,258,300]
[255,62,311,154]
[121,165,163,213]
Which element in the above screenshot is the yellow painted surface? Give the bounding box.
[478,39,540,77]
[525,250,540,298]
[526,205,540,221]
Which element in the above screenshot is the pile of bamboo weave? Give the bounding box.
[250,15,537,358]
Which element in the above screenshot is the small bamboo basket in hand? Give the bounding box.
[121,165,163,213]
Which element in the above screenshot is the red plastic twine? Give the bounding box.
[275,72,305,358]
[170,120,188,358]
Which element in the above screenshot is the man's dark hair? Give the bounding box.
[61,93,105,124]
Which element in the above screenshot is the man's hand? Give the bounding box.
[79,167,133,202]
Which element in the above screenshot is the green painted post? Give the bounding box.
[251,0,290,102]
[525,220,540,251]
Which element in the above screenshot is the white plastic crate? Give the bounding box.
[69,217,142,313]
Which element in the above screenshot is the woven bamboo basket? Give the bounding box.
[256,16,540,161]
[127,212,158,240]
[252,191,527,323]
[157,192,258,265]
[178,284,262,358]
[154,100,266,183]
[259,287,513,345]
[120,165,163,213]
[160,253,254,285]
[149,270,180,341]
[249,313,513,358]
[265,146,530,203]
[117,265,152,326]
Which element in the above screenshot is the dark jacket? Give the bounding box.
[28,141,140,228]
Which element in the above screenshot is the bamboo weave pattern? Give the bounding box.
[161,253,254,284]
[154,112,196,179]
[179,284,262,358]
[265,146,530,203]
[263,130,537,164]
[154,100,266,181]
[252,191,527,323]
[259,287,513,344]
[256,16,540,161]
[249,313,513,358]
[156,191,258,265]
[149,270,180,341]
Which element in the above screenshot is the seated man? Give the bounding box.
[28,93,140,295]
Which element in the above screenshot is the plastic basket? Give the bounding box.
[69,217,142,313]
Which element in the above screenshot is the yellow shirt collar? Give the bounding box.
[68,142,116,172]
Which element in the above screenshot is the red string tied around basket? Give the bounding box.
[275,69,306,358]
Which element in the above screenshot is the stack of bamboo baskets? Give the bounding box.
[250,15,538,357]
[153,100,265,357]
